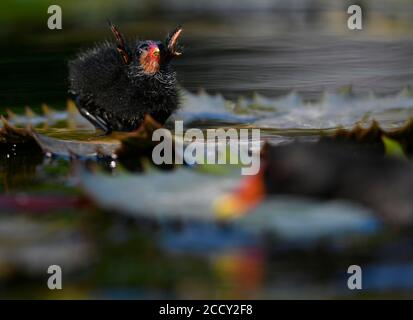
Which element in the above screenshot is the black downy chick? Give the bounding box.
[68,22,183,133]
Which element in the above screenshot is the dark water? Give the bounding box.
[1,6,413,108]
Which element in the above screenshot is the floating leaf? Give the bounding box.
[66,99,96,130]
[2,99,94,130]
[3,114,178,169]
[0,117,36,145]
[31,130,120,158]
[169,89,259,127]
[79,168,241,221]
[325,118,413,156]
[4,88,413,136]
[79,165,381,242]
[252,89,413,131]
[116,115,180,171]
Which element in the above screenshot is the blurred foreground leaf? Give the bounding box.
[79,168,240,221]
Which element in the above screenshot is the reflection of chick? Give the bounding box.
[69,22,183,133]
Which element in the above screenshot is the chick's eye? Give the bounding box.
[136,44,149,54]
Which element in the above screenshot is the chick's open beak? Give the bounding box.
[152,47,160,57]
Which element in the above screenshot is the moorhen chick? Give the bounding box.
[68,22,183,133]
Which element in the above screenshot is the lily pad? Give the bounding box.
[79,168,241,220]
[31,130,120,158]
[168,89,260,127]
[0,117,37,145]
[251,88,413,131]
[325,118,413,156]
[3,100,95,130]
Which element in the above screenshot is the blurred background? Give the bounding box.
[1,0,413,109]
